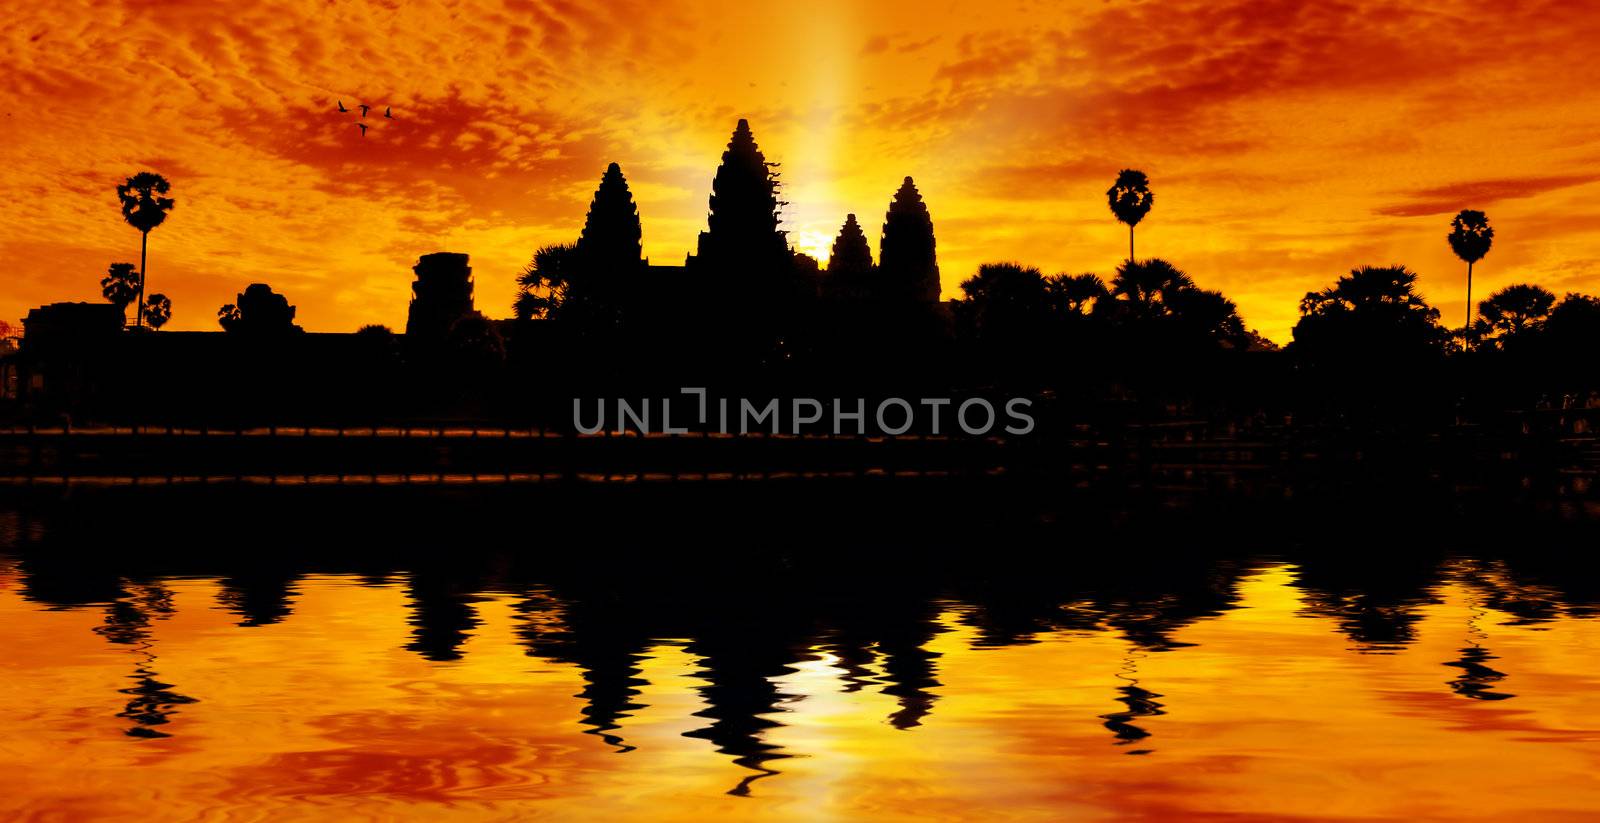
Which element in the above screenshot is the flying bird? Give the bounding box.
[359,104,371,117]
[337,100,348,113]
[357,122,368,137]
[384,106,393,119]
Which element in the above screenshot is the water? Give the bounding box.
[2,480,1599,820]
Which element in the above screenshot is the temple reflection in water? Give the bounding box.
[4,478,1600,818]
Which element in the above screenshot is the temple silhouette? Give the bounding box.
[1,118,1598,483]
[0,118,953,423]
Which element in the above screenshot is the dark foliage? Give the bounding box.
[117,171,175,331]
[1448,210,1494,266]
[101,263,140,312]
[143,294,172,330]
[514,243,579,322]
[116,172,174,235]
[1473,284,1555,350]
[1108,169,1152,261]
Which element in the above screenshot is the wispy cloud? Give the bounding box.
[1377,175,1600,217]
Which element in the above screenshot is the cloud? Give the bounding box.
[972,157,1123,199]
[862,32,940,58]
[1376,175,1600,218]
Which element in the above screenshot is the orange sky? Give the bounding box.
[5,0,1600,342]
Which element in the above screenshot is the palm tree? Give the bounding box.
[1291,265,1449,362]
[1299,265,1435,314]
[957,263,1049,341]
[1107,169,1153,263]
[1448,210,1493,330]
[514,243,578,321]
[1109,258,1191,317]
[1045,273,1108,315]
[1474,283,1554,347]
[116,172,176,330]
[144,294,172,330]
[101,262,141,317]
[1164,286,1246,343]
[217,303,241,331]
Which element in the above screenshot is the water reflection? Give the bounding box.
[517,589,653,753]
[406,564,486,662]
[94,582,200,738]
[1100,650,1164,754]
[1294,551,1447,652]
[681,627,806,796]
[6,543,1592,766]
[1444,596,1517,702]
[218,566,300,627]
[4,483,1600,819]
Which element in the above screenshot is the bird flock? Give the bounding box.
[337,99,393,137]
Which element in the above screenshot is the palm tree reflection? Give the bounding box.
[1100,648,1165,754]
[1443,601,1515,701]
[94,582,199,738]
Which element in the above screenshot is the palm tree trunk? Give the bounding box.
[136,230,149,330]
[1129,225,1135,264]
[1464,260,1473,331]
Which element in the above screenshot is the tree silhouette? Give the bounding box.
[824,214,873,299]
[116,172,175,330]
[1292,265,1447,366]
[1106,258,1192,319]
[514,243,578,321]
[1474,283,1554,349]
[1540,293,1600,369]
[217,284,299,334]
[354,324,402,377]
[100,262,141,316]
[879,177,940,302]
[143,294,171,330]
[1107,169,1153,263]
[1448,210,1494,330]
[1045,273,1108,315]
[1164,286,1247,344]
[1096,258,1249,348]
[1301,266,1432,312]
[958,263,1051,340]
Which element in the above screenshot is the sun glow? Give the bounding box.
[774,2,857,273]
[792,229,834,265]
